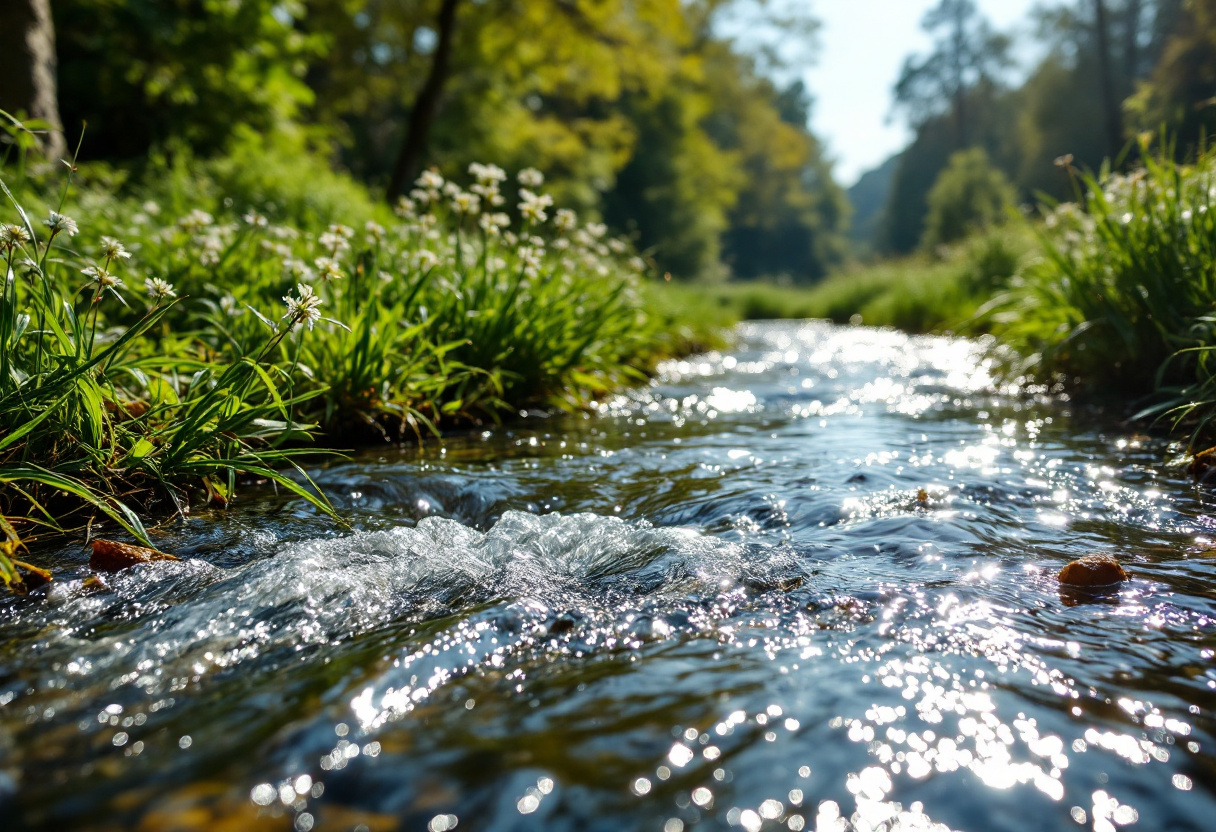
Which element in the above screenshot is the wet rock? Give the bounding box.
[1188,446,1216,482]
[1058,554,1128,587]
[90,539,178,573]
[744,575,803,593]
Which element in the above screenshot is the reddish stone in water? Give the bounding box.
[90,539,178,573]
[1058,554,1128,587]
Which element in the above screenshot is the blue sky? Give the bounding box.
[804,0,1042,186]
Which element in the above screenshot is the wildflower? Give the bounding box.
[100,236,131,261]
[243,211,269,228]
[479,212,510,235]
[0,224,30,251]
[629,256,647,273]
[328,223,355,240]
[585,222,607,239]
[487,256,507,272]
[443,181,463,198]
[517,245,542,271]
[416,169,445,191]
[518,168,545,188]
[414,249,440,270]
[450,191,481,215]
[365,220,386,243]
[82,265,124,298]
[219,294,243,317]
[469,162,507,185]
[318,230,350,254]
[314,256,345,282]
[44,212,79,238]
[554,209,577,232]
[144,277,177,301]
[608,238,627,254]
[395,196,418,219]
[178,209,214,232]
[282,283,323,331]
[518,189,553,223]
[1054,154,1075,168]
[410,188,434,206]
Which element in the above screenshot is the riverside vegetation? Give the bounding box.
[0,132,710,593]
[689,140,1216,449]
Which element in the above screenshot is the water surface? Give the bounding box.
[3,321,1215,832]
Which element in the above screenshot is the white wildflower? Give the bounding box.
[395,196,418,219]
[44,212,79,237]
[243,211,269,228]
[219,294,242,317]
[469,162,507,185]
[0,224,30,250]
[479,212,510,235]
[416,169,445,191]
[365,220,386,243]
[282,283,323,331]
[585,222,607,239]
[608,238,627,254]
[100,236,131,261]
[144,277,177,301]
[554,209,577,232]
[414,249,440,270]
[314,257,345,282]
[328,223,355,240]
[518,189,553,223]
[82,265,124,296]
[450,191,481,215]
[518,167,545,188]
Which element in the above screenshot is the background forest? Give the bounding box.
[5,0,1216,279]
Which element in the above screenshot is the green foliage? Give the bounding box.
[667,227,1029,333]
[1127,0,1216,152]
[922,148,1017,249]
[52,0,319,160]
[0,134,686,590]
[993,142,1216,441]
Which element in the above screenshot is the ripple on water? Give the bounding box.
[2,321,1215,832]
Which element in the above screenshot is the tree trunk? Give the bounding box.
[1123,0,1143,89]
[386,0,462,203]
[0,0,66,161]
[1093,0,1124,160]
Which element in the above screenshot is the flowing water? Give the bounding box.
[2,321,1215,832]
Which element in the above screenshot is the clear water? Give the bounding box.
[3,321,1215,832]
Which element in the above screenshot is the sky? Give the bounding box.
[804,0,1042,187]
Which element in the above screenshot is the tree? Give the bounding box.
[52,0,318,160]
[0,0,66,161]
[892,0,1012,148]
[921,147,1016,249]
[386,0,461,201]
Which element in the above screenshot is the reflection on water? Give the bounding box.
[2,321,1215,832]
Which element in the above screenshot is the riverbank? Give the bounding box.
[684,144,1216,451]
[0,148,720,591]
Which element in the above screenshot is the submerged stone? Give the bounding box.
[90,539,179,573]
[1058,554,1128,587]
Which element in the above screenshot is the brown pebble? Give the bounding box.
[1058,554,1128,587]
[90,539,178,573]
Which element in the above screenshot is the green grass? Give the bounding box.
[993,140,1216,444]
[663,226,1031,334]
[0,127,708,592]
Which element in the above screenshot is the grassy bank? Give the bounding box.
[668,227,1031,334]
[682,140,1216,450]
[0,137,715,591]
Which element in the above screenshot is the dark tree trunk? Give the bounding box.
[1093,0,1124,160]
[1123,0,1143,87]
[0,0,66,161]
[386,0,462,202]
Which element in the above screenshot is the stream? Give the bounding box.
[2,320,1215,832]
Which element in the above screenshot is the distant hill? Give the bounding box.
[847,154,900,250]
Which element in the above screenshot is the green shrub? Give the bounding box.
[922,148,1017,250]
